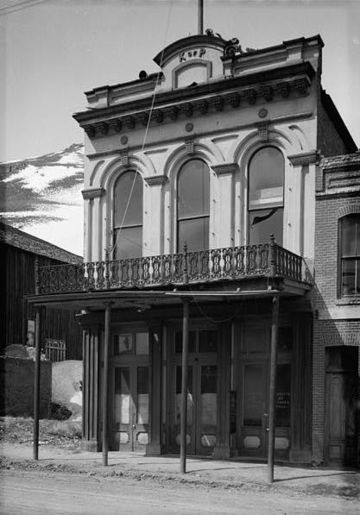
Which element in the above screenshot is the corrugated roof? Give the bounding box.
[0,221,83,265]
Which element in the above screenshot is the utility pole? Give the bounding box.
[198,0,204,35]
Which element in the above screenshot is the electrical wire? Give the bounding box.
[108,0,174,257]
[0,0,49,16]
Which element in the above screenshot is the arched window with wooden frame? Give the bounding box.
[113,170,143,259]
[177,159,210,252]
[339,213,360,296]
[248,146,285,245]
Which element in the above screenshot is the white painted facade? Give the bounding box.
[80,36,322,265]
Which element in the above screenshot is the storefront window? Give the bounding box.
[248,147,284,245]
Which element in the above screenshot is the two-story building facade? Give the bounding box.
[31,33,358,465]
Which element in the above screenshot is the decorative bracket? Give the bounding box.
[211,163,239,176]
[82,188,105,200]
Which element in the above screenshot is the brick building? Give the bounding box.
[30,32,359,467]
[313,153,360,465]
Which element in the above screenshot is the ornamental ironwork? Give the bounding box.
[36,242,312,295]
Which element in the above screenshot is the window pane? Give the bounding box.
[249,147,284,209]
[175,331,196,353]
[177,160,210,218]
[341,259,360,295]
[114,171,143,227]
[178,217,209,251]
[278,327,293,352]
[136,332,149,355]
[137,367,149,394]
[341,215,359,257]
[175,366,193,425]
[249,208,283,245]
[115,367,130,425]
[114,226,142,259]
[201,365,217,394]
[199,330,217,353]
[137,367,149,424]
[114,334,133,355]
[201,366,217,426]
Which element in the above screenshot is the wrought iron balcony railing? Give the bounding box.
[36,240,312,295]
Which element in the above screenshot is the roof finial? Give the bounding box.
[198,0,203,35]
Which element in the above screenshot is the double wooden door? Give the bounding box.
[113,364,149,451]
[170,329,218,455]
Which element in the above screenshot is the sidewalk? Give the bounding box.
[1,442,359,499]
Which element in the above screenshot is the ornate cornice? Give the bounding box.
[288,150,320,167]
[144,175,168,186]
[82,188,105,200]
[212,163,239,176]
[74,63,315,140]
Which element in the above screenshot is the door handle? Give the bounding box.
[132,424,136,430]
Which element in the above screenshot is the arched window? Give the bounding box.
[177,159,210,251]
[113,171,143,259]
[339,214,360,296]
[248,146,284,245]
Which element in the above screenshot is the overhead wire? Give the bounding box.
[108,0,174,258]
[0,0,49,16]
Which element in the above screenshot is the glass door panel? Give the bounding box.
[241,363,267,456]
[137,366,149,425]
[115,367,130,426]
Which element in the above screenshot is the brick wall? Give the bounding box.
[312,154,360,464]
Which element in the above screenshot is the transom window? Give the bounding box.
[177,159,210,251]
[248,147,284,245]
[339,214,360,296]
[113,171,143,259]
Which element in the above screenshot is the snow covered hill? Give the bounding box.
[0,144,84,255]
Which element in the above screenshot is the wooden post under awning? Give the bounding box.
[102,302,112,466]
[33,307,41,460]
[267,295,280,483]
[180,297,190,474]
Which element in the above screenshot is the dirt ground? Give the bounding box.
[1,417,359,514]
[1,468,359,515]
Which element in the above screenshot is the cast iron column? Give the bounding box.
[180,297,190,474]
[102,302,112,466]
[268,294,279,483]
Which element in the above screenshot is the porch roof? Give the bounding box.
[28,278,308,312]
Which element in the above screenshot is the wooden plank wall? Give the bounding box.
[0,243,82,359]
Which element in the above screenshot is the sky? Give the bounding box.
[1,0,359,163]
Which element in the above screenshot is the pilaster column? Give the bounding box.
[82,188,105,262]
[287,151,319,258]
[144,176,168,256]
[82,326,101,451]
[211,163,239,248]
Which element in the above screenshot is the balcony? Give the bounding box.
[36,240,313,296]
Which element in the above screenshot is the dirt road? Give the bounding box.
[1,469,359,515]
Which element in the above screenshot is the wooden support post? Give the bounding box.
[102,303,112,466]
[267,295,279,483]
[33,307,41,460]
[180,298,190,474]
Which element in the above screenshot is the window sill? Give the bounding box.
[336,297,360,306]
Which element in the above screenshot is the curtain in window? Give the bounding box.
[177,159,210,251]
[248,147,284,245]
[340,214,360,296]
[113,171,143,259]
